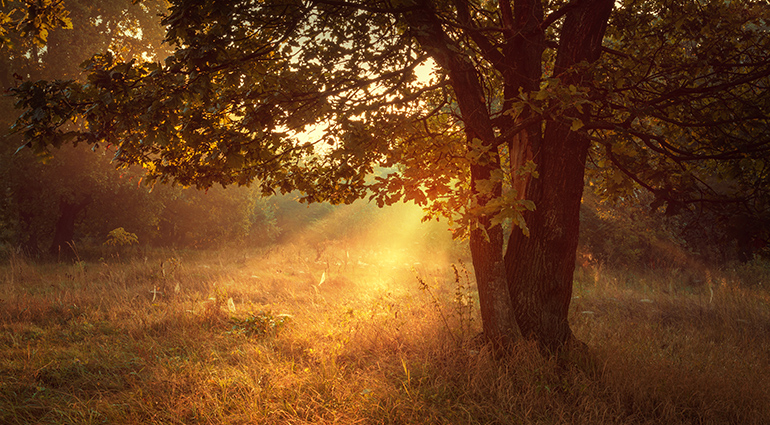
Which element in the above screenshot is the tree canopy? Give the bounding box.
[1,0,172,255]
[7,0,770,352]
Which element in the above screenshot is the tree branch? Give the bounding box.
[453,0,506,69]
[499,0,515,35]
[540,0,582,31]
[310,0,423,14]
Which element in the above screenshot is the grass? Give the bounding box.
[1,244,769,424]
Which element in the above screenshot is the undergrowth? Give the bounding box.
[1,247,768,424]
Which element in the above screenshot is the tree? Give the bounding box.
[1,0,170,256]
[8,0,770,352]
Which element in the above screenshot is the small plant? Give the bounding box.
[452,262,476,339]
[148,257,182,300]
[415,268,458,346]
[414,263,478,346]
[65,260,88,281]
[227,311,291,338]
[159,257,181,279]
[104,227,139,247]
[198,285,228,323]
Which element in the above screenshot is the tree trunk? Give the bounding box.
[469,160,519,348]
[19,210,41,256]
[404,0,612,351]
[504,124,589,352]
[49,195,91,258]
[504,0,614,352]
[402,1,520,346]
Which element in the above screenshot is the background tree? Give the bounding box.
[9,0,770,352]
[0,0,171,256]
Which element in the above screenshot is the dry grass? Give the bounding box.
[1,245,769,424]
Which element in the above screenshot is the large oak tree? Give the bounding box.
[9,0,770,352]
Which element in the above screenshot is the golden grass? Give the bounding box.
[1,246,769,424]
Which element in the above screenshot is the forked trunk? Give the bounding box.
[503,0,613,352]
[404,0,612,351]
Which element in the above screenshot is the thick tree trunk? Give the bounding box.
[504,125,589,352]
[504,0,614,352]
[405,0,612,351]
[49,196,91,258]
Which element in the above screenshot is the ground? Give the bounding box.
[1,237,769,424]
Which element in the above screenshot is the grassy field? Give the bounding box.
[1,241,769,424]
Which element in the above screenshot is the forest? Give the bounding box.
[2,0,770,423]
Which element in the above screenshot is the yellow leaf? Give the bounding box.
[570,119,584,132]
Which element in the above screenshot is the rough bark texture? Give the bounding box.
[501,0,545,207]
[504,0,614,352]
[505,124,590,351]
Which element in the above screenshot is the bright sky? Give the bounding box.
[295,57,439,145]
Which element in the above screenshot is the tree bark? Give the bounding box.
[469,155,519,348]
[504,0,614,352]
[49,195,91,258]
[504,123,590,352]
[403,1,519,346]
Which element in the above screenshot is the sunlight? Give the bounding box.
[275,198,455,299]
[292,57,439,147]
[362,201,438,269]
[413,57,438,85]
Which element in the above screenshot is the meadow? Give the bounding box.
[2,224,770,424]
